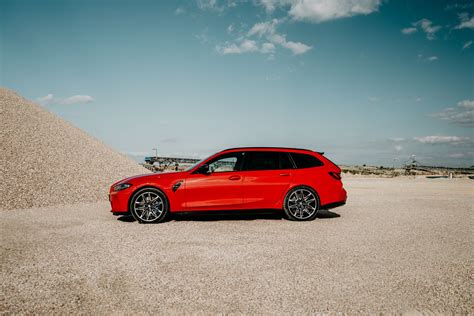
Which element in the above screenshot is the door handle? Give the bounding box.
[228,175,241,181]
[279,173,290,177]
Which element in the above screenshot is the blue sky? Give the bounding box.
[2,0,473,167]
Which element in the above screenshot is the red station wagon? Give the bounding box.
[109,147,347,223]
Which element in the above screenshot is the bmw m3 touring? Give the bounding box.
[109,147,347,223]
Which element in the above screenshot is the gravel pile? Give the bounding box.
[0,87,150,210]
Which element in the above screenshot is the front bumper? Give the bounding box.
[109,189,133,214]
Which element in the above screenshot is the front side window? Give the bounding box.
[207,152,244,173]
[244,151,294,171]
[290,153,324,169]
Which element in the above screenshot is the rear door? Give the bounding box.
[241,151,294,209]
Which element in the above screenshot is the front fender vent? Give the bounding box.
[172,181,183,192]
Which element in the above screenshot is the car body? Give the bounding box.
[109,147,347,222]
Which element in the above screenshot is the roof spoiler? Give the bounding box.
[315,151,325,155]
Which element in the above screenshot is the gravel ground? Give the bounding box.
[0,87,150,210]
[1,177,472,314]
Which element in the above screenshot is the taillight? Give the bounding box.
[329,172,341,180]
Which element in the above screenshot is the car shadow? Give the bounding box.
[116,209,340,223]
[317,209,341,219]
[117,215,135,222]
[173,210,284,222]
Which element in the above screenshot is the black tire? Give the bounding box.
[283,186,320,221]
[129,187,169,223]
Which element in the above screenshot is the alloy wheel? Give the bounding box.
[133,191,164,222]
[287,188,318,220]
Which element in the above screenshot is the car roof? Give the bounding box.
[221,147,324,155]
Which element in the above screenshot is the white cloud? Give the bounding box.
[431,100,474,126]
[257,0,382,22]
[269,32,312,54]
[175,7,186,15]
[248,19,280,37]
[413,19,441,40]
[37,94,94,106]
[37,94,54,105]
[463,41,473,50]
[281,39,312,54]
[455,13,474,29]
[60,95,94,105]
[259,0,281,12]
[401,27,417,34]
[287,0,382,23]
[413,135,470,145]
[196,0,240,12]
[417,54,439,62]
[458,100,474,109]
[216,39,279,55]
[216,39,261,54]
[197,0,219,10]
[195,32,209,44]
[261,42,276,53]
[394,145,403,152]
[227,24,234,34]
[247,19,312,55]
[218,18,311,56]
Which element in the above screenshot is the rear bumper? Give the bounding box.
[321,187,347,209]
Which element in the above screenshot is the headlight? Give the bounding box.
[113,183,132,192]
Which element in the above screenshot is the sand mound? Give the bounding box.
[0,87,150,210]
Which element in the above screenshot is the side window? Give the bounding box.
[244,151,294,171]
[279,152,294,169]
[208,153,243,173]
[290,153,324,169]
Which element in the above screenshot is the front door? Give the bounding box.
[184,152,245,210]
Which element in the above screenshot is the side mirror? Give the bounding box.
[196,164,211,175]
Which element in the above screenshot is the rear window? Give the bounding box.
[290,153,324,169]
[244,151,294,171]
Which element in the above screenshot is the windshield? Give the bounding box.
[185,155,212,171]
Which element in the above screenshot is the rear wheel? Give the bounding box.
[130,188,169,223]
[283,186,319,221]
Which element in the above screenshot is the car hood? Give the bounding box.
[114,171,188,185]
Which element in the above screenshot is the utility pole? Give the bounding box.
[152,148,158,159]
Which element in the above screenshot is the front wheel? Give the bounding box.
[283,186,319,221]
[130,188,169,223]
